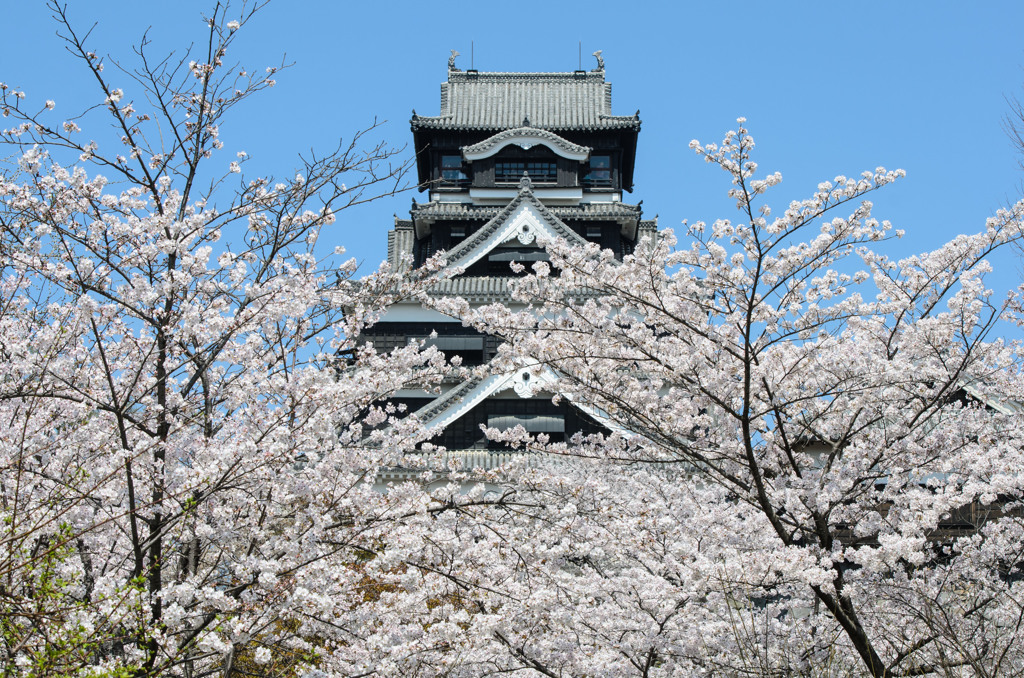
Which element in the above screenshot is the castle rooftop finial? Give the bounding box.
[592,50,604,71]
[448,49,461,72]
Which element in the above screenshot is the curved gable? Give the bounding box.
[462,126,591,163]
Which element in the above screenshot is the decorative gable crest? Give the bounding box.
[502,367,545,398]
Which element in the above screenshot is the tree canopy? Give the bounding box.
[3,3,1024,677]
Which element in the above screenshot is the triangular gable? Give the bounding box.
[444,178,592,271]
[959,382,1024,416]
[412,365,628,437]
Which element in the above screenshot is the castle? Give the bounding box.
[363,53,656,477]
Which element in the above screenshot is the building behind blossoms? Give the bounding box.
[361,53,658,482]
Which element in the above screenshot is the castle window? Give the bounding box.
[450,225,468,245]
[487,414,565,434]
[584,155,611,186]
[488,248,548,262]
[441,155,467,183]
[486,246,549,275]
[409,335,485,365]
[495,161,557,184]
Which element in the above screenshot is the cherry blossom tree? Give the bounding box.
[6,3,1024,676]
[0,3,453,676]
[430,121,1024,677]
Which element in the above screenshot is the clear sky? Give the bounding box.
[4,1,1024,332]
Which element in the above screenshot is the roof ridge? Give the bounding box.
[410,69,641,132]
[411,201,643,217]
[447,71,606,82]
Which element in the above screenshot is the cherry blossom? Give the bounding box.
[0,3,455,676]
[439,120,1024,677]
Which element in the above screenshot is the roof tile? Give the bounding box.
[412,71,640,132]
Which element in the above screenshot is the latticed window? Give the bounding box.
[495,161,557,183]
[423,398,604,450]
[485,246,550,276]
[408,335,486,365]
[487,414,565,433]
[357,324,494,367]
[488,247,548,263]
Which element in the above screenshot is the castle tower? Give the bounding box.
[364,55,657,473]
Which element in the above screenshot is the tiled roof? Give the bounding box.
[387,219,415,269]
[411,71,641,132]
[411,201,642,223]
[424,276,603,303]
[390,203,656,272]
[411,378,483,427]
[638,219,658,237]
[378,449,549,477]
[426,276,514,302]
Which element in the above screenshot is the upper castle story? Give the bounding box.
[391,54,655,279]
[411,61,641,203]
[368,56,656,456]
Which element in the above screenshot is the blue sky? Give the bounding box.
[4,1,1024,329]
